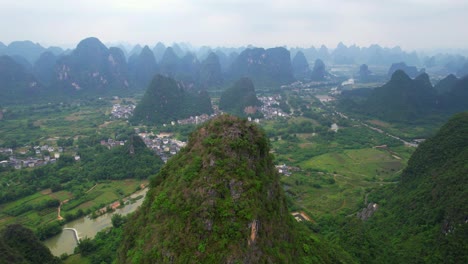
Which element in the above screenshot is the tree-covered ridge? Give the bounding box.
[0,224,60,264]
[131,74,213,125]
[339,70,468,123]
[219,77,261,117]
[333,112,468,263]
[118,115,354,263]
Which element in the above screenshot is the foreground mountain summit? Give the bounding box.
[118,115,352,263]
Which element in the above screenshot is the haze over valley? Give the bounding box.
[0,1,467,263]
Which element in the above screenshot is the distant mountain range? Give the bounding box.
[1,37,468,104]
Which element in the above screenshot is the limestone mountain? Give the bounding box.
[331,42,356,64]
[214,50,230,72]
[118,115,354,263]
[0,40,46,64]
[0,55,41,104]
[159,47,181,78]
[348,71,438,122]
[152,42,166,62]
[54,37,130,93]
[457,62,468,78]
[340,71,468,123]
[131,74,213,125]
[356,64,372,81]
[219,77,261,117]
[170,43,185,58]
[387,62,422,78]
[310,59,329,81]
[317,45,331,62]
[128,44,143,58]
[199,52,223,88]
[178,52,200,83]
[128,45,158,89]
[228,47,294,87]
[10,55,33,73]
[439,76,468,114]
[33,51,58,85]
[434,74,458,94]
[292,51,311,80]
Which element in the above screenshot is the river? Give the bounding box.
[44,188,148,256]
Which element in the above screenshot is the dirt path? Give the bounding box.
[57,199,69,220]
[57,202,63,220]
[85,184,98,193]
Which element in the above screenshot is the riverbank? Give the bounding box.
[44,188,148,256]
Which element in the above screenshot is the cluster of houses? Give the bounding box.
[176,113,218,125]
[258,95,290,119]
[111,104,135,119]
[100,138,126,149]
[275,164,300,176]
[2,156,57,170]
[138,133,186,163]
[0,144,81,170]
[281,80,338,91]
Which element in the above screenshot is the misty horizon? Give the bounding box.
[1,0,467,52]
[2,38,468,57]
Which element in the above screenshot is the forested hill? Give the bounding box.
[219,77,261,117]
[118,115,354,263]
[0,224,60,264]
[336,112,468,263]
[131,74,213,125]
[339,70,468,123]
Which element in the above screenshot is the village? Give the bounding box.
[1,99,295,170]
[258,95,290,119]
[110,104,136,119]
[0,145,78,170]
[137,132,186,163]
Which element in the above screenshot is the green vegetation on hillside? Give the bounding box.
[219,77,261,117]
[325,112,468,263]
[339,70,468,125]
[118,115,353,263]
[131,74,213,125]
[0,224,60,264]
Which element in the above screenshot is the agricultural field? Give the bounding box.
[0,99,110,147]
[0,179,147,232]
[281,147,407,219]
[262,91,417,220]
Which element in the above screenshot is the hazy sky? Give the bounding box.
[0,0,467,50]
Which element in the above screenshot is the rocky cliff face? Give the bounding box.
[54,37,130,93]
